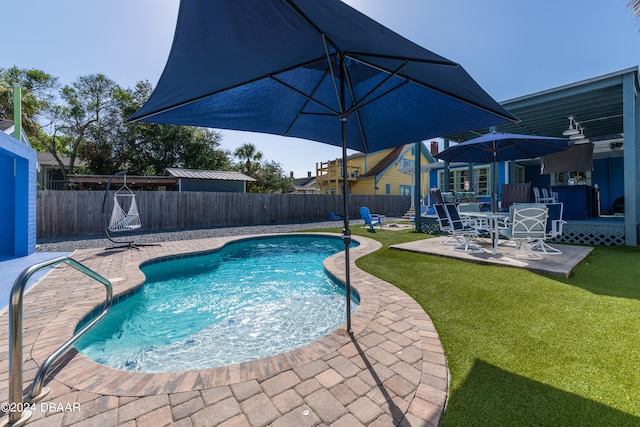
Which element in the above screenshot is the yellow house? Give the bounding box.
[315,142,435,196]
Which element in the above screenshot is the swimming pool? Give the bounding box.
[74,235,359,373]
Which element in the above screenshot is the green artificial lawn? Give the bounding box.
[309,225,640,426]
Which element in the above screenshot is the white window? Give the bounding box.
[439,166,490,196]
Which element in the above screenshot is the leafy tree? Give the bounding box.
[0,66,58,137]
[251,160,294,193]
[231,143,292,192]
[93,80,232,175]
[41,74,120,186]
[181,128,232,170]
[3,67,235,183]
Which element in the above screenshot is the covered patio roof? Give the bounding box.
[446,67,638,142]
[445,66,640,245]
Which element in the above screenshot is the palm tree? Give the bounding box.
[0,66,58,137]
[630,0,640,20]
[234,142,263,173]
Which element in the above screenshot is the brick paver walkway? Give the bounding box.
[0,233,448,426]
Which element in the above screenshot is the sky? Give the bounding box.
[5,0,640,177]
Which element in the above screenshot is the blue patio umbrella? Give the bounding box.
[434,132,570,211]
[129,0,518,332]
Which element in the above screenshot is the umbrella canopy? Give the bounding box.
[434,132,570,164]
[129,0,517,149]
[129,0,519,332]
[434,132,570,211]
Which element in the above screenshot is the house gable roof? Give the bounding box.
[37,152,87,168]
[292,176,315,186]
[361,144,412,178]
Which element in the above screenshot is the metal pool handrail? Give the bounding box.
[5,256,112,427]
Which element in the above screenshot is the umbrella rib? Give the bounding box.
[269,74,340,117]
[322,33,344,115]
[281,0,457,69]
[348,51,457,67]
[349,80,411,117]
[341,59,369,152]
[282,0,331,42]
[129,55,332,122]
[282,67,334,136]
[280,0,508,124]
[500,141,533,158]
[280,1,490,124]
[345,60,410,116]
[346,54,519,123]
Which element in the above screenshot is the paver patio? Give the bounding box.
[0,233,447,426]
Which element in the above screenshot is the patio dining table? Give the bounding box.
[459,211,509,255]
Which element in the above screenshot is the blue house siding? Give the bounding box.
[592,157,624,214]
[0,132,37,258]
[525,164,550,190]
[0,154,15,257]
[431,157,626,216]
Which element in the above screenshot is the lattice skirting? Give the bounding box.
[421,217,627,246]
[552,223,625,246]
[417,217,441,235]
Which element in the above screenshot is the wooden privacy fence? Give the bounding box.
[37,191,411,238]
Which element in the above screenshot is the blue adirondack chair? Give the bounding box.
[359,207,382,231]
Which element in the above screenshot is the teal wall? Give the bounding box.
[180,179,246,192]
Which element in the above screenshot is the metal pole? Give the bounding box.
[338,54,352,334]
[13,83,21,141]
[443,139,450,192]
[8,264,28,424]
[6,257,112,426]
[414,141,422,232]
[493,151,498,212]
[341,120,352,334]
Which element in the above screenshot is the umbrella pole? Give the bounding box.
[492,150,498,213]
[341,117,352,334]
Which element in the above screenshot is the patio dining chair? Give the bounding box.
[457,202,492,230]
[430,188,445,206]
[443,203,485,253]
[434,203,460,245]
[530,203,566,254]
[533,187,554,203]
[501,204,548,259]
[542,187,558,203]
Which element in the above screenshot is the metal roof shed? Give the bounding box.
[166,168,256,192]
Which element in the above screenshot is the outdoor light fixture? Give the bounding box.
[562,116,581,136]
[563,116,589,143]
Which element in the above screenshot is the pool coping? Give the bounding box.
[1,232,449,426]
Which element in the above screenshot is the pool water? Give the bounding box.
[74,235,359,372]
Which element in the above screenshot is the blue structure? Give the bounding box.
[0,131,37,258]
[437,67,640,246]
